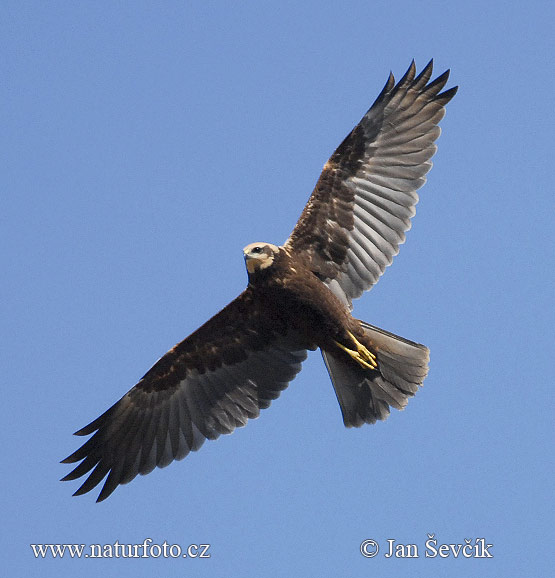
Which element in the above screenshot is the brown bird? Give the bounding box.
[62,60,457,501]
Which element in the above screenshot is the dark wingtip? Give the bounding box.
[385,71,395,91]
[74,417,102,436]
[60,454,78,465]
[71,478,97,497]
[72,487,88,497]
[96,488,112,503]
[425,68,451,94]
[95,471,121,502]
[61,470,80,482]
[374,71,395,106]
[69,479,113,502]
[414,58,434,77]
[437,84,459,104]
[396,60,416,89]
[414,59,434,84]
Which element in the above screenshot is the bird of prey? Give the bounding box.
[62,60,457,502]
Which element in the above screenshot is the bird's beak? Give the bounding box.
[244,254,257,274]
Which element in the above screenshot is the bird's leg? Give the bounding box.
[334,331,378,370]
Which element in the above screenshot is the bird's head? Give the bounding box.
[243,242,280,275]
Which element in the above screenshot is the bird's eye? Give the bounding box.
[251,246,262,254]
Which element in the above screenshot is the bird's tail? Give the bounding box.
[322,321,429,427]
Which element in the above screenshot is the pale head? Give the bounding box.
[243,242,279,275]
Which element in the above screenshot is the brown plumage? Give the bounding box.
[62,60,457,501]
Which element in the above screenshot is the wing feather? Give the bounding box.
[285,60,457,306]
[61,290,309,501]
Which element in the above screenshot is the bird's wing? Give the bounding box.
[61,289,310,502]
[285,60,457,308]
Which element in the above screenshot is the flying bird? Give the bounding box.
[62,60,457,501]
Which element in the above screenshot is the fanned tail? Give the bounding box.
[322,321,429,427]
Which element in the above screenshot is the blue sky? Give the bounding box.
[2,1,553,576]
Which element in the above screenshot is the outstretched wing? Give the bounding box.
[62,289,310,502]
[285,60,457,307]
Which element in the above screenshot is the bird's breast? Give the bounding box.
[254,270,355,350]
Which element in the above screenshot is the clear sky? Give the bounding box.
[2,1,553,576]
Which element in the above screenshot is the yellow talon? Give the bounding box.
[334,331,378,370]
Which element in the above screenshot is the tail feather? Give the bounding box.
[322,321,429,427]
